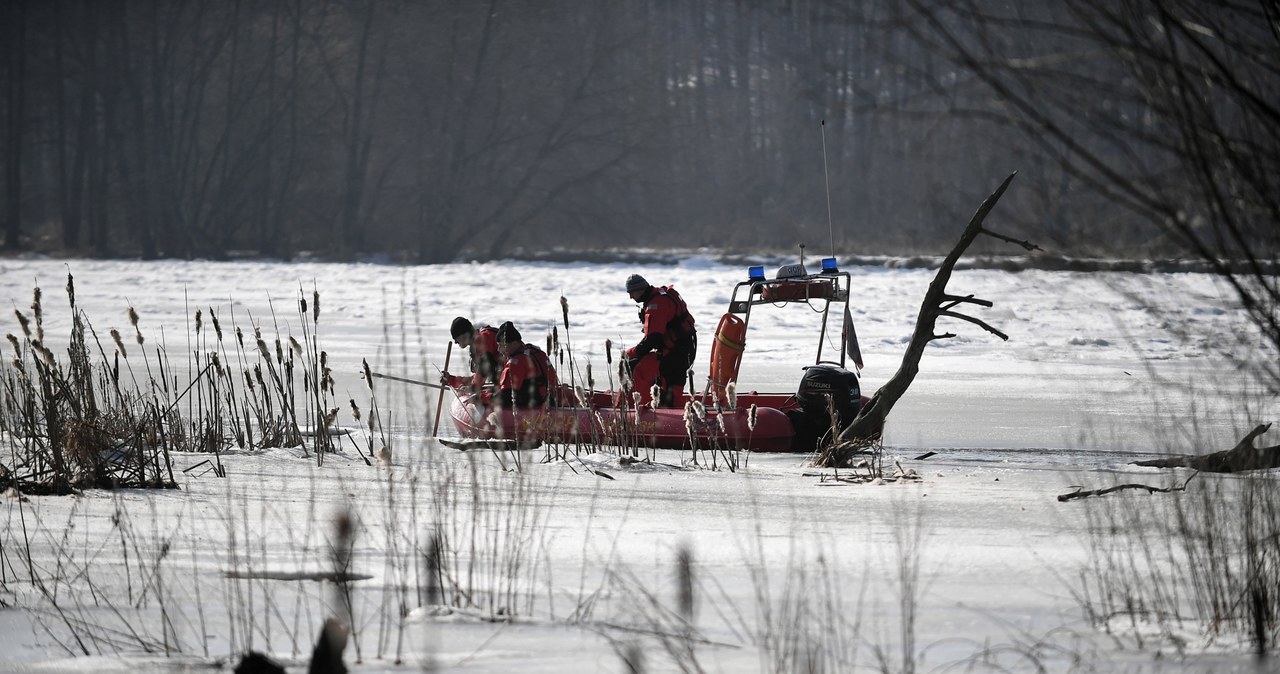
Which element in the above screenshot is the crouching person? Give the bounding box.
[622,274,697,407]
[441,317,502,396]
[493,322,558,409]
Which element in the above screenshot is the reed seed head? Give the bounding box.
[66,273,75,309]
[362,359,373,390]
[312,290,320,322]
[727,381,737,408]
[127,306,139,328]
[560,296,569,330]
[289,336,303,358]
[349,398,362,421]
[110,329,126,357]
[676,544,695,621]
[618,361,631,389]
[424,534,443,606]
[235,326,244,347]
[748,404,758,431]
[31,289,43,342]
[6,333,19,355]
[210,310,222,341]
[650,384,661,405]
[14,310,30,338]
[692,401,706,421]
[331,510,354,572]
[134,328,144,345]
[195,309,203,334]
[605,339,613,364]
[621,644,646,674]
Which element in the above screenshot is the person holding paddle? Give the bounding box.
[440,317,502,395]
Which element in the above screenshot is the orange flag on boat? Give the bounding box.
[843,305,864,372]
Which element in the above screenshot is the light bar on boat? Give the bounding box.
[821,256,838,273]
[748,265,766,281]
[775,263,806,279]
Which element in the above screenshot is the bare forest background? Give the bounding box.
[0,0,1276,272]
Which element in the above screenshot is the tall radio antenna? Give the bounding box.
[820,119,835,259]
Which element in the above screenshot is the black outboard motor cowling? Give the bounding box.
[788,364,861,452]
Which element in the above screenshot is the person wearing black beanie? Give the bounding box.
[493,322,558,408]
[441,316,501,394]
[623,274,698,407]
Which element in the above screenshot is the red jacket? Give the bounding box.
[497,342,558,408]
[445,325,501,393]
[626,286,696,360]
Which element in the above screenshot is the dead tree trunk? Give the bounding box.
[1133,423,1280,473]
[816,172,1035,467]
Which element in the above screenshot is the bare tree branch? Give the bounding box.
[816,172,1024,466]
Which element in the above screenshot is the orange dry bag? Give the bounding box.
[708,313,746,406]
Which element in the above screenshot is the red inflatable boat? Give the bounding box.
[449,257,867,453]
[450,388,800,452]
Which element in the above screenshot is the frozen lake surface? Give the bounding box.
[3,256,1268,455]
[0,256,1275,673]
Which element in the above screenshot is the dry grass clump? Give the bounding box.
[1073,468,1280,656]
[0,276,346,493]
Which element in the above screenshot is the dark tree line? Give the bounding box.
[1,0,1274,266]
[889,0,1278,384]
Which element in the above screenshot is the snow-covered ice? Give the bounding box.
[0,257,1275,672]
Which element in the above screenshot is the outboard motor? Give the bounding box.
[788,364,861,452]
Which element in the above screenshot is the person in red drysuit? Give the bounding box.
[493,322,559,408]
[440,317,501,396]
[622,274,697,407]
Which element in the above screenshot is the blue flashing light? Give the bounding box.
[820,256,839,272]
[748,265,766,281]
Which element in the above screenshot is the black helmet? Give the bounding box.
[496,321,521,344]
[450,316,473,340]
